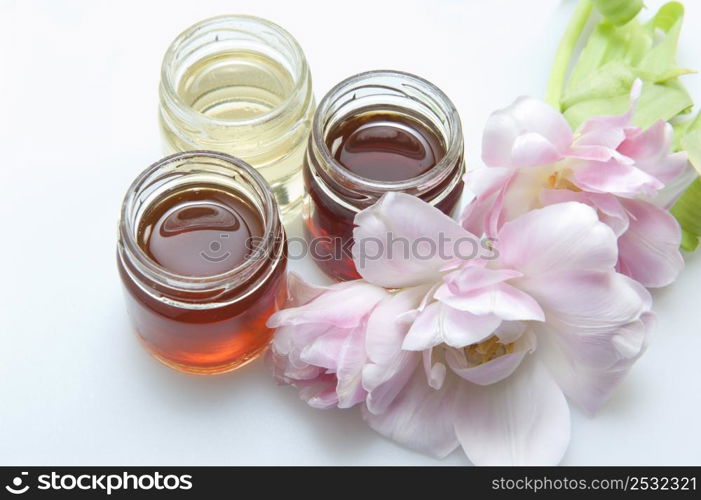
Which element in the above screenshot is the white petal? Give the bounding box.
[363,370,459,458]
[454,358,570,465]
[402,302,502,351]
[441,307,503,348]
[423,348,447,390]
[445,330,535,386]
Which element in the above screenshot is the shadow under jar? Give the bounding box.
[303,70,465,281]
[117,151,287,375]
[159,15,315,218]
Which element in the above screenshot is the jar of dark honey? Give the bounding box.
[118,151,287,374]
[302,70,465,281]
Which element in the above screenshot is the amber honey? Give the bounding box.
[303,71,465,281]
[118,152,287,374]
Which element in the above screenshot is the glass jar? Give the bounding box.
[303,70,465,281]
[117,151,287,375]
[159,15,315,217]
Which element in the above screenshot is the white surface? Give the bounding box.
[1,0,700,466]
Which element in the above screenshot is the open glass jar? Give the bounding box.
[117,151,287,375]
[159,15,315,217]
[303,70,465,281]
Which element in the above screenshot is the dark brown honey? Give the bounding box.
[119,184,286,374]
[137,187,263,277]
[328,112,445,181]
[304,111,462,281]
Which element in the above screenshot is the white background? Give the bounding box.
[1,0,700,465]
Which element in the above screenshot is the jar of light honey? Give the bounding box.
[159,15,315,217]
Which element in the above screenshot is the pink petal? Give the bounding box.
[482,96,572,168]
[335,324,371,408]
[362,287,428,414]
[568,144,634,164]
[299,329,348,370]
[535,312,652,414]
[363,351,418,415]
[520,271,650,344]
[362,370,460,458]
[461,167,514,237]
[402,302,443,351]
[618,121,687,183]
[521,271,651,413]
[296,325,370,408]
[435,282,544,322]
[453,358,570,465]
[423,349,447,390]
[496,202,618,275]
[297,373,340,409]
[572,160,664,197]
[465,164,552,238]
[443,265,523,294]
[539,190,630,237]
[402,302,502,350]
[617,199,683,288]
[352,192,480,289]
[572,130,627,152]
[441,307,503,348]
[284,272,329,307]
[365,286,429,364]
[267,281,388,329]
[445,330,536,386]
[511,132,564,167]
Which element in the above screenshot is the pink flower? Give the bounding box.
[268,193,652,465]
[267,274,389,409]
[465,80,687,288]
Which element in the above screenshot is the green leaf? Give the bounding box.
[681,130,701,175]
[633,80,694,129]
[638,2,685,79]
[564,94,629,130]
[562,60,637,109]
[680,230,699,252]
[568,20,647,88]
[672,177,701,252]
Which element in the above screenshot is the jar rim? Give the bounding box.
[311,69,463,193]
[160,14,311,128]
[118,151,281,293]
